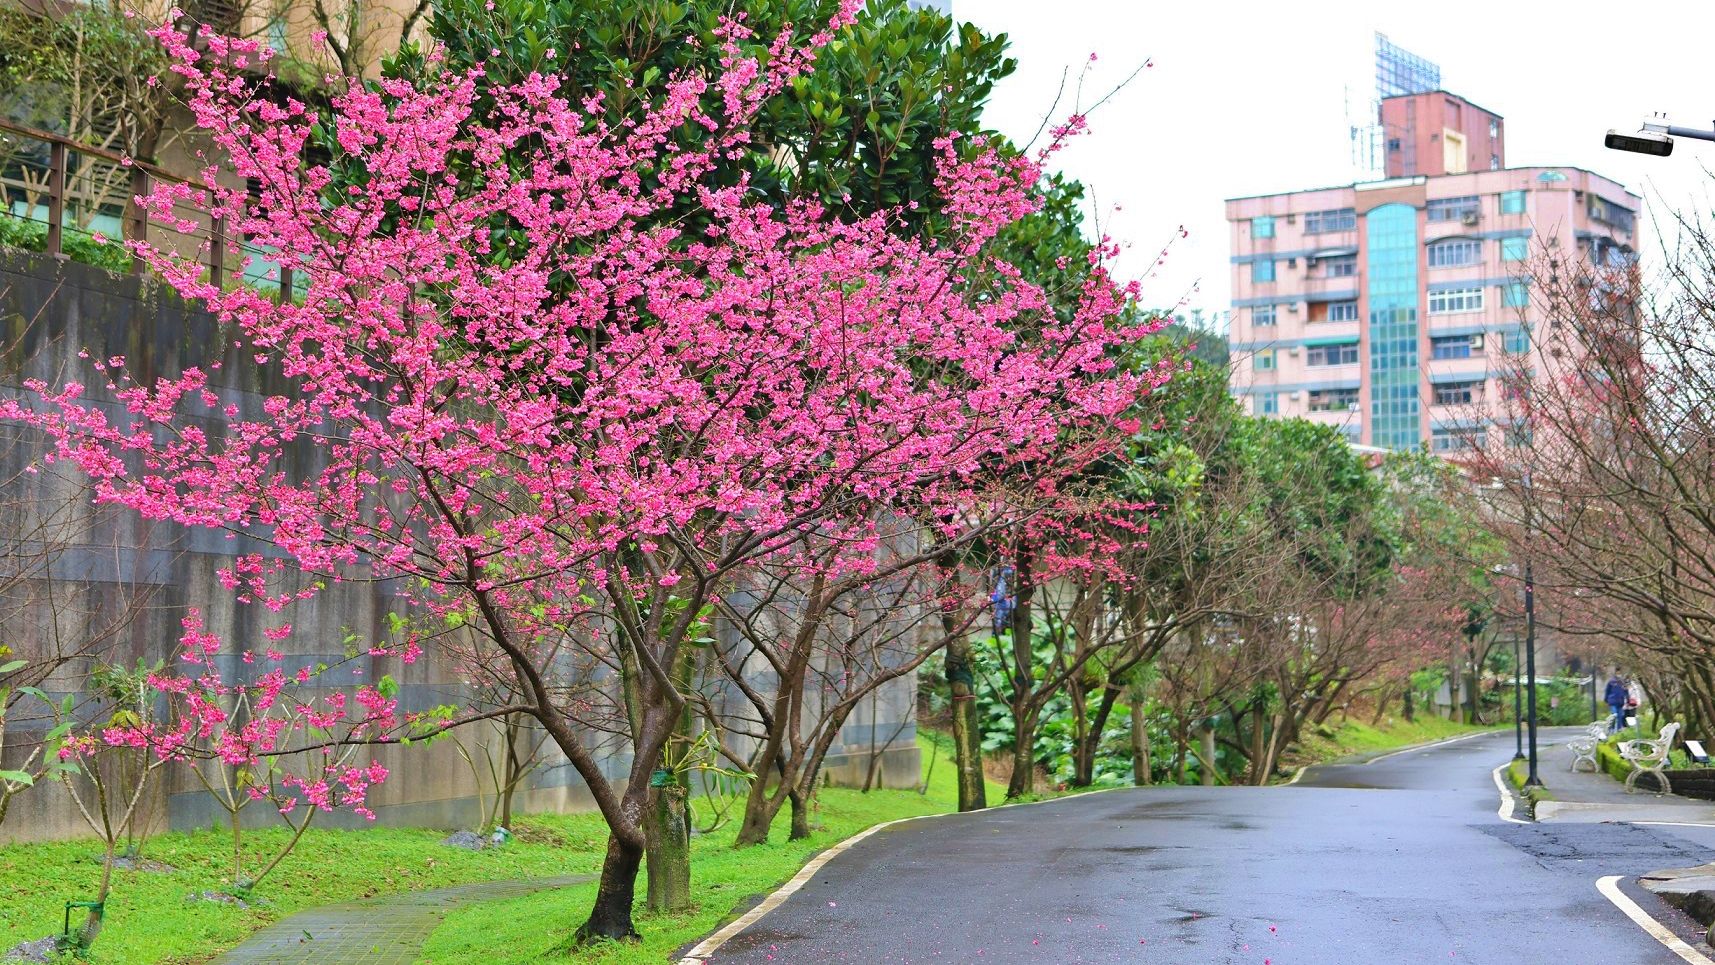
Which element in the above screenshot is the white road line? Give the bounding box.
[1492,763,1529,824]
[1636,821,1715,829]
[675,813,927,964]
[1596,875,1715,965]
[1365,730,1492,764]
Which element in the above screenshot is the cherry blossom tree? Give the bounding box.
[2,7,1159,942]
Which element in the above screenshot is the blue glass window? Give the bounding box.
[1366,204,1421,450]
[1252,216,1275,239]
[1503,282,1530,308]
[1252,260,1276,283]
[1501,237,1529,262]
[1259,393,1278,415]
[1500,190,1527,215]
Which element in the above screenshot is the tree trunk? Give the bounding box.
[1006,711,1036,798]
[1247,698,1269,785]
[1198,722,1218,786]
[644,780,691,913]
[1174,718,1191,785]
[944,626,988,812]
[789,785,812,840]
[644,649,696,912]
[1129,681,1152,786]
[1005,548,1037,800]
[578,834,644,942]
[1403,686,1415,722]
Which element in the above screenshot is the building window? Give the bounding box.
[1427,238,1482,268]
[1429,286,1484,314]
[1252,216,1275,239]
[1305,208,1357,233]
[1501,237,1529,262]
[1387,137,1402,151]
[1253,350,1275,371]
[1326,300,1359,322]
[1252,260,1276,283]
[1490,119,1500,138]
[1322,255,1357,278]
[1430,333,1483,360]
[1253,306,1277,327]
[1504,423,1532,447]
[1258,393,1278,415]
[1433,380,1485,405]
[1500,190,1527,215]
[1367,203,1421,450]
[1431,426,1486,452]
[1587,195,1636,232]
[1427,196,1481,222]
[1490,154,1501,171]
[1308,387,1360,412]
[1504,325,1530,353]
[268,16,289,52]
[1306,343,1360,366]
[1502,282,1529,308]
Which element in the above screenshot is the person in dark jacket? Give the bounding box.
[1605,671,1629,733]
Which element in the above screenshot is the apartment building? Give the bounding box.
[1226,91,1639,453]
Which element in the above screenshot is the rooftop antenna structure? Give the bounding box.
[1349,32,1441,180]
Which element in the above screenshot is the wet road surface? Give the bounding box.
[699,729,1714,964]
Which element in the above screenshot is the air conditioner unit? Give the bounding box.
[1286,303,1300,313]
[1285,214,1296,224]
[1289,391,1304,400]
[1461,212,1481,226]
[1287,346,1301,356]
[1347,402,1361,412]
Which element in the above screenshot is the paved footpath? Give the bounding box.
[214,875,589,965]
[691,728,1715,964]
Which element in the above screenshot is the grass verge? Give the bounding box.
[0,732,1002,964]
[1505,758,1553,813]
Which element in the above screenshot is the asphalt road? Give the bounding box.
[699,729,1714,964]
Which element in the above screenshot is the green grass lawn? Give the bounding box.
[0,733,1001,964]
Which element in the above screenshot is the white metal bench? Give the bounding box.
[1619,722,1681,794]
[1568,721,1609,773]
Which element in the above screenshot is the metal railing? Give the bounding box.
[0,118,294,295]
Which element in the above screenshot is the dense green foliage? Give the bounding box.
[0,213,133,273]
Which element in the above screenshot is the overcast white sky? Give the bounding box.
[962,0,1715,327]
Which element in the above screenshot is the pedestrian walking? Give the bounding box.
[1604,670,1628,733]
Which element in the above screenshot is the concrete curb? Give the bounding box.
[1598,874,1715,965]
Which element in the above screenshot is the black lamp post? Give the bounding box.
[1523,553,1542,789]
[1512,636,1524,761]
[1521,468,1542,788]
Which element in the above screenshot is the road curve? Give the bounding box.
[690,729,1709,964]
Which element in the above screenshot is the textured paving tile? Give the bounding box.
[215,875,591,964]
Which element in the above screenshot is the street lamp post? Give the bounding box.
[1512,636,1524,761]
[1523,554,1542,788]
[1605,115,1715,157]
